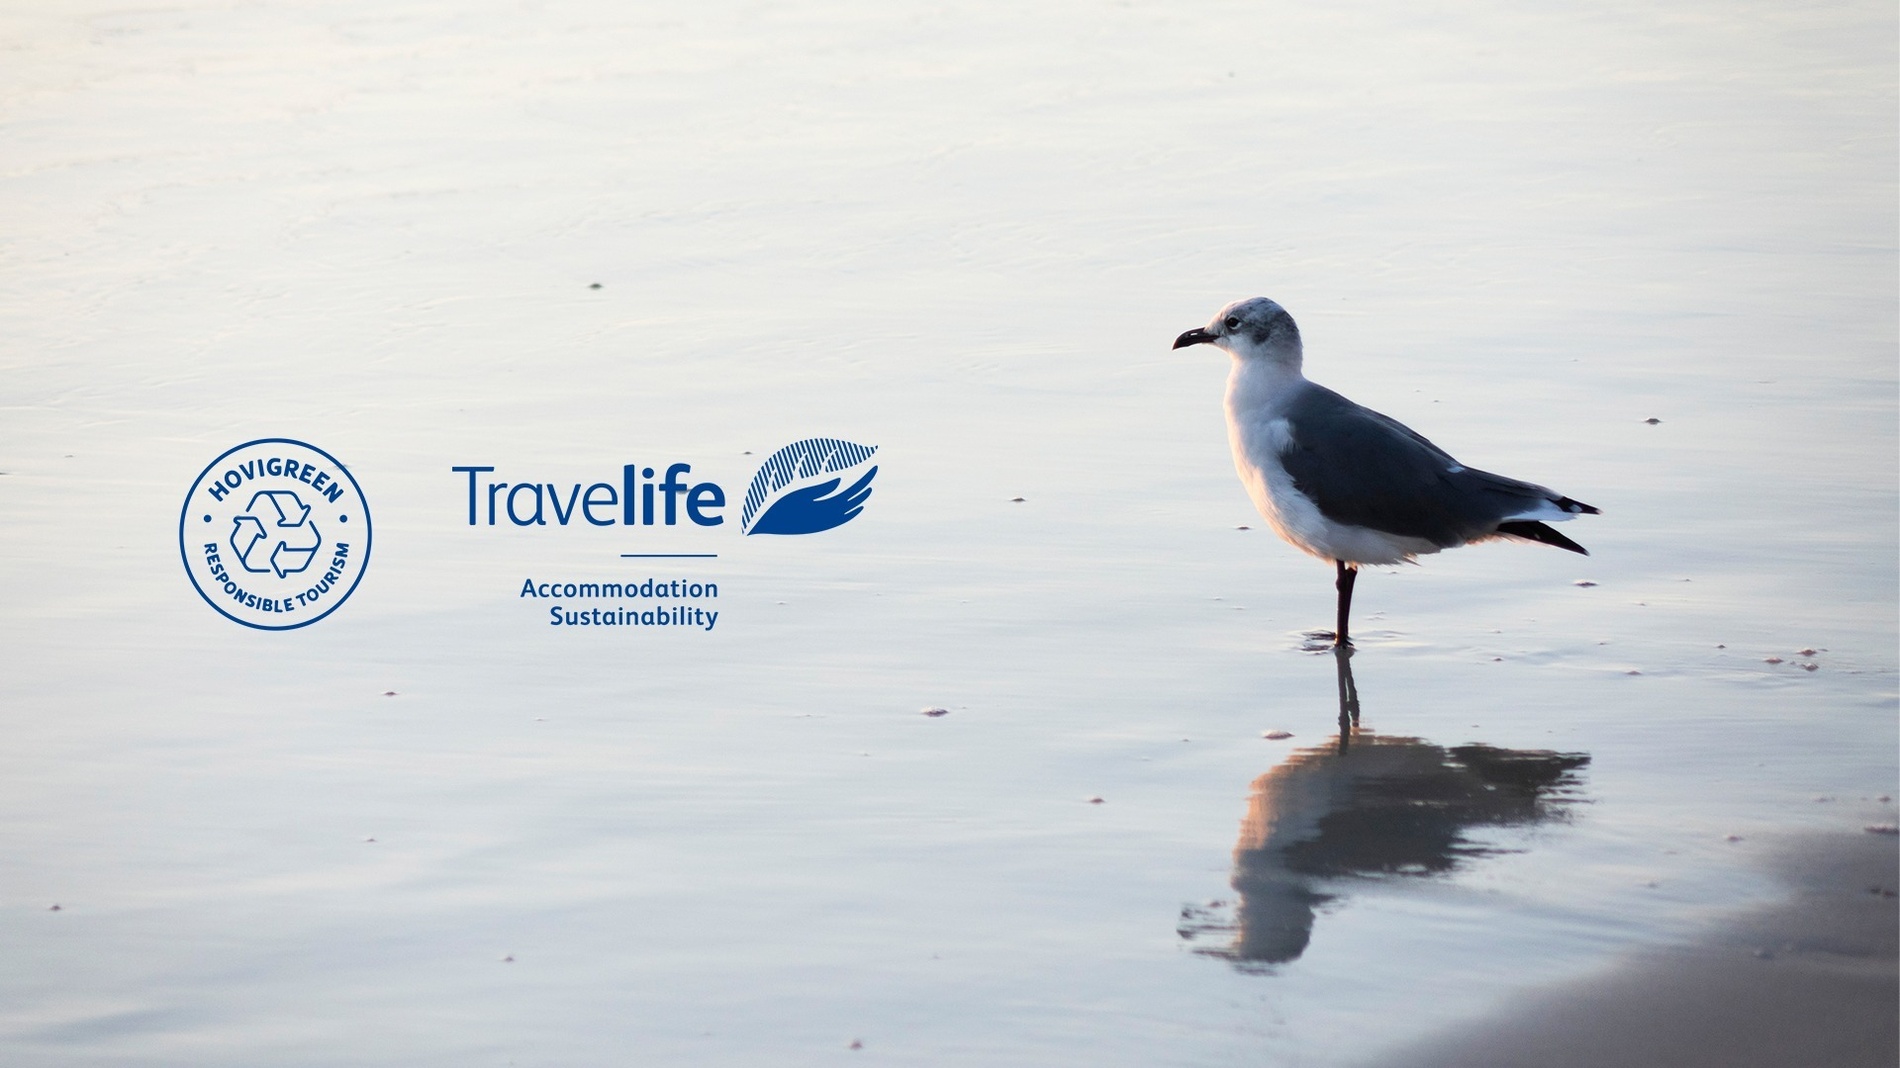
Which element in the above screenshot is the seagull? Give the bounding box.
[1173,297,1598,647]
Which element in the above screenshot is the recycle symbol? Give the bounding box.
[230,490,322,578]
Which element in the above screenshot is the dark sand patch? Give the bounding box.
[1372,830,1898,1068]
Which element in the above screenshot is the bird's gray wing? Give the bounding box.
[1279,385,1563,547]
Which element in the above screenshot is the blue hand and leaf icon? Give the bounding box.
[741,438,878,535]
[230,490,322,577]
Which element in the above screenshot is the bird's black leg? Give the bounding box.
[1334,561,1357,648]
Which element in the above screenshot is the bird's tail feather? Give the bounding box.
[1495,520,1589,555]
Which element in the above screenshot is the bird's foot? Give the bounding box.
[1300,629,1349,653]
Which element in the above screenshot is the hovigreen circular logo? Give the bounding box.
[179,439,372,630]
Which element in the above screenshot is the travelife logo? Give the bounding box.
[452,438,878,536]
[740,438,877,535]
[180,439,372,630]
[453,437,878,632]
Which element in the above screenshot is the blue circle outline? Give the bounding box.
[178,437,374,631]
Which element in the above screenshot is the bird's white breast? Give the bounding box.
[1224,362,1439,566]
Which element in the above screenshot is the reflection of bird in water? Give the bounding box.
[1181,650,1589,968]
[1172,297,1599,646]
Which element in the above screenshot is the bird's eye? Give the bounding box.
[1224,316,1240,329]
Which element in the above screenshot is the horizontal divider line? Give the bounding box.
[619,553,719,558]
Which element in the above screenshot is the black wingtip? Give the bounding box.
[1555,496,1600,516]
[1496,520,1589,555]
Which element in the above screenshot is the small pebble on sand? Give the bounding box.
[501,954,515,962]
[1573,580,1597,587]
[1644,417,1661,424]
[48,904,60,911]
[1865,825,1899,836]
[1262,729,1293,740]
[1797,648,1817,656]
[382,691,397,696]
[848,1039,864,1050]
[1087,796,1105,804]
[1764,657,1783,665]
[921,707,949,717]
[1009,497,1025,502]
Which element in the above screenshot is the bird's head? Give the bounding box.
[1173,297,1302,365]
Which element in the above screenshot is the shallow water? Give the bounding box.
[1,0,1895,1064]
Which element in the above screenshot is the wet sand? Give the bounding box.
[1376,829,1900,1068]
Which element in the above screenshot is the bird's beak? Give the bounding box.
[1173,327,1218,350]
